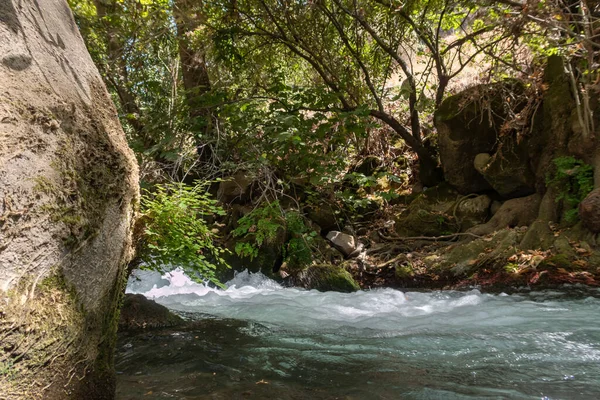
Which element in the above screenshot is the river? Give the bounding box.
[116,269,600,399]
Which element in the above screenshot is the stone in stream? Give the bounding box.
[119,294,184,331]
[291,264,360,292]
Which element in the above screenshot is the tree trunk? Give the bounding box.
[0,0,138,398]
[173,0,216,164]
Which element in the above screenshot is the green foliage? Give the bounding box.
[140,181,229,286]
[547,157,594,223]
[284,211,318,270]
[232,201,284,259]
[232,201,317,269]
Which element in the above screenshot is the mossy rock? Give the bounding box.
[395,264,415,280]
[394,183,458,237]
[428,229,521,277]
[293,264,360,292]
[539,254,579,271]
[435,80,525,194]
[221,227,287,281]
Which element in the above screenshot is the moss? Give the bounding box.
[540,254,578,271]
[395,264,415,280]
[0,271,87,398]
[298,264,360,292]
[28,104,131,253]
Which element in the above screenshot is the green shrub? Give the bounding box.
[232,201,284,260]
[547,156,594,223]
[140,181,229,286]
[232,201,317,270]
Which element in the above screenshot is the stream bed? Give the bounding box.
[116,269,600,399]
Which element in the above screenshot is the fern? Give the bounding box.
[547,156,594,223]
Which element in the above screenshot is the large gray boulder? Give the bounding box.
[475,135,536,199]
[0,1,139,397]
[435,81,525,194]
[579,188,600,233]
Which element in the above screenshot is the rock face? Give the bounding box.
[305,200,342,233]
[435,82,524,194]
[394,183,459,236]
[0,1,139,398]
[579,188,600,233]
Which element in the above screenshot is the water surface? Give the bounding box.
[116,269,600,399]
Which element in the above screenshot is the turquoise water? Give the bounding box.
[116,270,600,399]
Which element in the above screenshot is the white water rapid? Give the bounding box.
[118,269,600,399]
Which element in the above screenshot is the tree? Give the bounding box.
[204,0,519,185]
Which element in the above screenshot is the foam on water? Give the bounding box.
[120,269,600,399]
[126,269,598,335]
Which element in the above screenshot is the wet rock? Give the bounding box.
[119,294,183,331]
[326,231,357,257]
[291,264,360,292]
[579,188,600,233]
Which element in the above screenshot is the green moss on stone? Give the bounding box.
[300,264,360,292]
[540,254,578,271]
[395,264,415,280]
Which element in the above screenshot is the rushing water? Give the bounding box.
[116,269,600,399]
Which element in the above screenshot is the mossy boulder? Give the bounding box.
[477,134,536,199]
[222,230,286,281]
[424,229,522,277]
[394,183,458,237]
[539,254,579,271]
[395,264,415,280]
[435,80,525,194]
[579,188,600,233]
[291,264,360,292]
